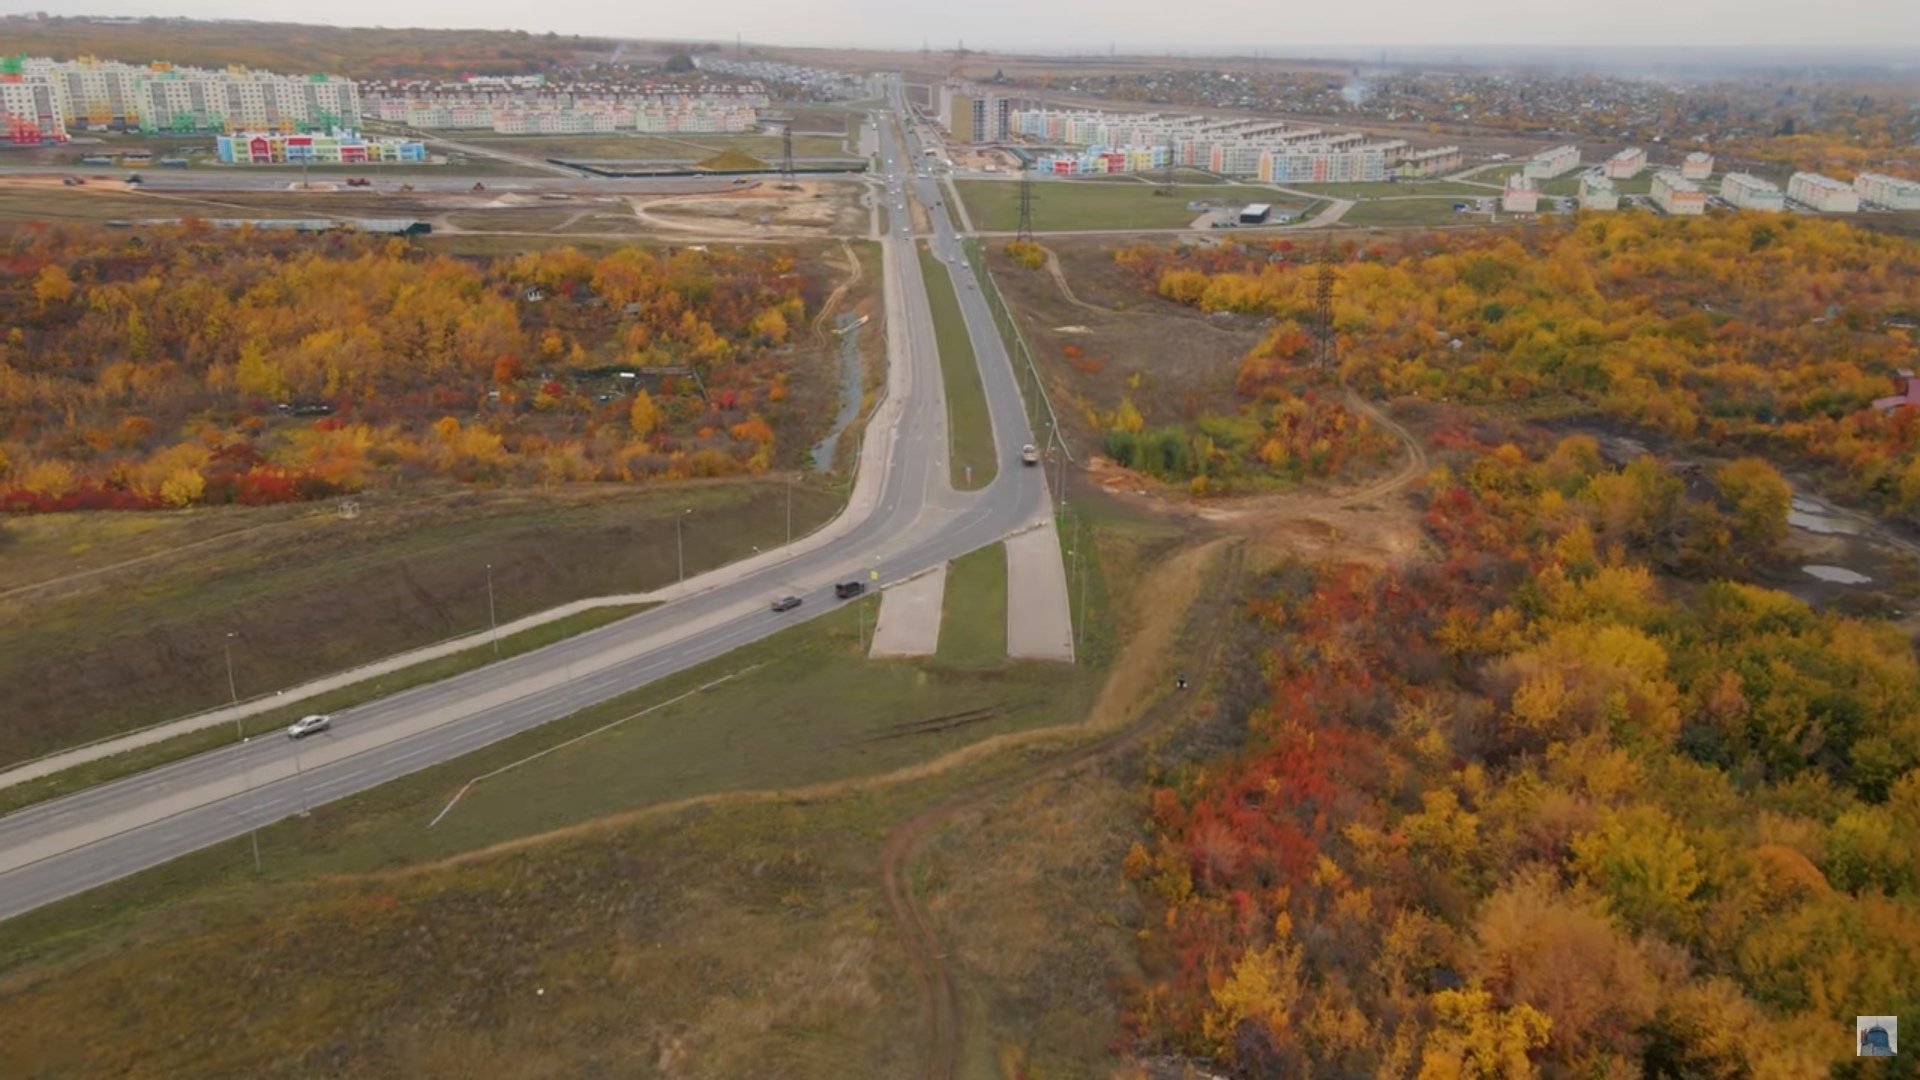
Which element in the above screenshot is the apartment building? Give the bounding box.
[1788,171,1861,212]
[1524,144,1582,179]
[1853,172,1920,210]
[364,84,762,134]
[1503,173,1539,212]
[215,129,425,165]
[1579,173,1619,210]
[15,55,358,133]
[1603,147,1646,179]
[1258,145,1388,184]
[939,82,1010,144]
[1720,172,1785,211]
[0,75,66,143]
[1394,145,1462,178]
[1651,171,1707,215]
[1680,151,1713,180]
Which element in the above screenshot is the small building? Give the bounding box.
[1788,172,1860,213]
[1680,151,1714,180]
[1393,145,1462,178]
[1853,172,1920,210]
[1239,202,1271,225]
[1603,147,1647,180]
[1720,172,1785,211]
[1503,173,1539,213]
[1651,171,1706,215]
[1579,173,1619,210]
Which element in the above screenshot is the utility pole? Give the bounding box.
[676,508,691,586]
[781,122,795,181]
[1161,142,1176,195]
[486,563,499,659]
[1016,164,1035,243]
[223,631,240,715]
[786,476,793,546]
[1314,243,1340,372]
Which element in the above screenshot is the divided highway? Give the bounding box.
[0,79,1052,921]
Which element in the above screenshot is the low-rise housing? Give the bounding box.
[215,129,426,165]
[1680,151,1713,180]
[1720,172,1784,211]
[1788,171,1860,212]
[1579,173,1619,210]
[1853,172,1920,210]
[1503,172,1539,212]
[1651,170,1707,215]
[1524,144,1581,179]
[1603,147,1646,179]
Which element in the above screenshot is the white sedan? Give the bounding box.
[287,714,332,739]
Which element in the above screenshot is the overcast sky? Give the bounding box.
[7,0,1920,55]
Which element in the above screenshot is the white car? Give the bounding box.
[287,714,332,739]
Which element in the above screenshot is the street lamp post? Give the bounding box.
[486,563,499,659]
[786,476,793,547]
[224,631,240,712]
[676,508,692,587]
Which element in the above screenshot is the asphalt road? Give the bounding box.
[0,78,1051,922]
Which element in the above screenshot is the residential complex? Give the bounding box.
[1788,171,1861,212]
[362,82,765,135]
[1579,173,1620,210]
[1014,106,1412,181]
[1651,170,1707,215]
[938,83,1012,144]
[3,54,359,135]
[0,76,62,143]
[1603,147,1646,179]
[1720,172,1785,211]
[1395,145,1462,178]
[215,130,426,165]
[1853,172,1920,210]
[1524,144,1582,179]
[1503,173,1539,213]
[1680,151,1714,180]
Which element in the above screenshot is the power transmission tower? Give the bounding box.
[1016,165,1035,242]
[1313,244,1339,372]
[781,123,795,180]
[1160,143,1176,195]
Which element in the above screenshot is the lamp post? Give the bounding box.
[486,563,499,659]
[786,476,793,547]
[224,631,240,712]
[225,631,262,872]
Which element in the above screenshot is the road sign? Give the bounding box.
[870,570,879,580]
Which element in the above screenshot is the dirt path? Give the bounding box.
[810,238,863,349]
[882,538,1246,1080]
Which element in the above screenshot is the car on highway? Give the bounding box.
[771,595,803,612]
[1021,444,1039,466]
[834,580,866,599]
[287,714,332,739]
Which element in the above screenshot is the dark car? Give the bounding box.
[834,581,866,599]
[771,596,803,613]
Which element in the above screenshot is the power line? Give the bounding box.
[1016,164,1035,242]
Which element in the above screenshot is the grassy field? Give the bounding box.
[0,480,844,767]
[956,179,1276,232]
[918,246,998,491]
[937,544,1009,666]
[0,489,1183,1080]
[0,604,650,818]
[1296,178,1496,199]
[1342,196,1491,226]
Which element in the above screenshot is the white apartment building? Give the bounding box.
[1524,144,1582,179]
[0,78,66,142]
[1579,173,1619,210]
[1853,172,1920,210]
[1788,171,1861,212]
[1680,151,1714,180]
[1720,172,1785,211]
[365,84,761,134]
[1503,173,1540,213]
[1651,171,1707,215]
[1395,146,1462,178]
[1603,147,1647,179]
[16,55,357,132]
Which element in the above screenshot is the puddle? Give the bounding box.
[811,312,865,472]
[1788,496,1860,536]
[1802,565,1871,585]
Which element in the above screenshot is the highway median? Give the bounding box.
[917,245,998,491]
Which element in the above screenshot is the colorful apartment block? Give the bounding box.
[12,55,357,133]
[1503,173,1539,212]
[215,130,425,165]
[0,63,66,143]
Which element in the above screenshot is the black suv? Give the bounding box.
[834,581,866,599]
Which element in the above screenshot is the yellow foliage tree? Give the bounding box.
[1203,941,1303,1061]
[34,265,73,311]
[158,467,205,507]
[1417,988,1550,1080]
[629,390,661,440]
[1114,397,1146,434]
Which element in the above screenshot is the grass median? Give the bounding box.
[0,604,654,819]
[918,245,997,491]
[937,543,1008,666]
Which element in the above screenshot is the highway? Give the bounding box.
[0,78,1053,921]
